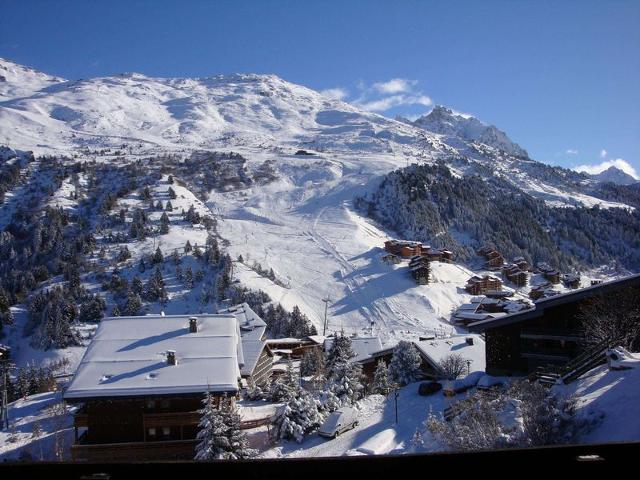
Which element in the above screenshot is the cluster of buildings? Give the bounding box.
[468,273,640,375]
[382,239,454,286]
[452,296,534,326]
[383,240,453,263]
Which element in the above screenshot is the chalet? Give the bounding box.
[502,264,528,287]
[325,335,383,363]
[563,273,581,289]
[413,335,486,379]
[476,246,504,270]
[64,314,242,462]
[219,303,273,388]
[420,246,454,263]
[467,273,640,376]
[265,337,319,358]
[537,262,561,284]
[409,255,430,284]
[357,347,396,381]
[384,239,422,258]
[464,275,502,295]
[513,257,530,272]
[529,282,560,301]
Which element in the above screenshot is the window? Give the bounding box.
[146,399,156,409]
[162,427,171,436]
[160,399,170,409]
[147,428,156,437]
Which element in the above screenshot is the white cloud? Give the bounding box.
[320,87,349,101]
[600,149,608,158]
[351,78,432,113]
[574,158,639,180]
[372,78,416,95]
[357,94,432,112]
[565,149,579,155]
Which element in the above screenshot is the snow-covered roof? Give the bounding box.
[324,336,383,363]
[218,303,270,378]
[414,335,486,374]
[64,315,241,400]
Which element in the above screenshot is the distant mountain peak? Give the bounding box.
[412,105,529,158]
[590,166,638,185]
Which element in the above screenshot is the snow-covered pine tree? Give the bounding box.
[325,333,356,376]
[194,392,229,460]
[388,340,422,386]
[328,360,364,405]
[268,359,300,402]
[271,388,324,443]
[219,396,256,459]
[371,359,393,395]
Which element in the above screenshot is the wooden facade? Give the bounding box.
[70,394,232,461]
[465,275,503,295]
[502,264,528,287]
[468,274,640,375]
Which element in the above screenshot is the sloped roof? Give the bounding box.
[414,335,486,374]
[324,336,383,363]
[64,314,241,400]
[218,303,271,377]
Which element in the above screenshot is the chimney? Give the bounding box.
[466,337,474,346]
[189,317,198,333]
[166,350,177,366]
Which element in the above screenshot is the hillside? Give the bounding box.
[0,58,637,372]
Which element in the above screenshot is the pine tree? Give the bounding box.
[388,340,422,386]
[123,291,142,316]
[111,304,121,317]
[152,247,164,264]
[184,266,194,289]
[159,212,170,234]
[184,240,193,254]
[271,389,324,443]
[195,392,228,460]
[219,396,256,459]
[372,359,393,395]
[168,186,177,199]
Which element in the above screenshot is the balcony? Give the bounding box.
[72,435,198,462]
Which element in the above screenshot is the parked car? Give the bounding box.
[318,407,359,438]
[418,381,442,396]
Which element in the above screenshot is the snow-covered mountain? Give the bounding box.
[0,57,65,101]
[411,105,529,158]
[589,166,638,185]
[0,58,635,359]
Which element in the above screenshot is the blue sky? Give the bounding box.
[1,0,638,176]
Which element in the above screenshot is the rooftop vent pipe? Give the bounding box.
[166,350,177,366]
[189,317,198,333]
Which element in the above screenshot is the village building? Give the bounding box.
[476,246,504,270]
[409,255,430,284]
[384,239,423,258]
[563,273,581,289]
[64,314,243,461]
[467,274,640,376]
[324,335,384,363]
[413,334,486,379]
[219,303,273,388]
[537,262,561,284]
[502,263,528,287]
[464,274,503,295]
